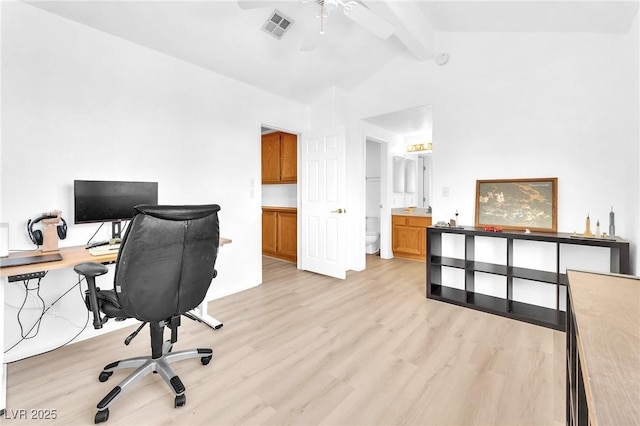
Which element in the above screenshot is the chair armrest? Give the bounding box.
[74,262,109,329]
[74,262,109,278]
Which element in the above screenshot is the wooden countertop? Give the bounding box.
[567,270,640,426]
[392,213,432,218]
[391,207,432,218]
[262,206,297,212]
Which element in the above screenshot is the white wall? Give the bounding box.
[636,10,640,272]
[262,184,297,208]
[0,0,5,376]
[346,27,640,275]
[432,30,639,273]
[1,2,308,359]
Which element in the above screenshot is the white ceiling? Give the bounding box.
[26,0,638,105]
[24,0,639,135]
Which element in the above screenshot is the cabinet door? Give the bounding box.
[407,217,431,256]
[279,132,297,183]
[262,210,278,256]
[261,133,281,184]
[393,226,426,259]
[277,211,297,262]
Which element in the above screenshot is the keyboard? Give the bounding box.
[0,253,63,268]
[89,244,120,256]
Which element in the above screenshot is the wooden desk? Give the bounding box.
[566,270,640,426]
[1,238,232,278]
[0,246,118,278]
[0,238,231,415]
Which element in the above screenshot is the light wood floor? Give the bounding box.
[5,255,565,425]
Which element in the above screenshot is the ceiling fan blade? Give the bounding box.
[237,0,271,10]
[345,2,395,39]
[300,31,321,52]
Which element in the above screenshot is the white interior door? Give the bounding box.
[300,127,347,279]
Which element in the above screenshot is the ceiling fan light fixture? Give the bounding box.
[323,0,339,12]
[341,0,358,15]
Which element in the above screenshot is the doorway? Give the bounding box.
[260,125,299,269]
[365,139,382,256]
[364,137,391,259]
[418,155,432,209]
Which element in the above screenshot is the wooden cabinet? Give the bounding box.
[262,207,297,263]
[566,270,640,426]
[262,131,297,184]
[426,226,630,330]
[392,215,432,261]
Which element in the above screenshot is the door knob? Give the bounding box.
[331,208,346,214]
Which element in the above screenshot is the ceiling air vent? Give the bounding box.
[262,10,293,39]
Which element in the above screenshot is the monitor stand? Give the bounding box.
[112,221,122,240]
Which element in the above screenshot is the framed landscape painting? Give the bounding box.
[475,177,558,232]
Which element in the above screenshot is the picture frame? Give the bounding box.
[475,177,558,232]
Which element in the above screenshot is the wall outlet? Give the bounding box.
[442,187,450,197]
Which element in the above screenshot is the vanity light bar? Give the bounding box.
[406,142,433,152]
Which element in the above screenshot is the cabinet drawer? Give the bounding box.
[392,216,407,226]
[392,215,432,228]
[406,217,432,227]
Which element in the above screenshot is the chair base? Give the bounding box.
[93,341,213,424]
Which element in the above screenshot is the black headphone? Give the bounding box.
[27,215,68,246]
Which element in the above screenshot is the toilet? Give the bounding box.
[365,216,380,254]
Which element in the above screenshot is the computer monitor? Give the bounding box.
[74,180,158,239]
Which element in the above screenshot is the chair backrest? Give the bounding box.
[113,204,221,322]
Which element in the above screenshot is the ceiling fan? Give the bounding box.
[238,0,395,46]
[305,0,394,38]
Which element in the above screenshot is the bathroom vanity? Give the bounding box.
[392,209,432,261]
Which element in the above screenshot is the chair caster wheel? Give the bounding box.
[95,408,109,424]
[98,371,113,382]
[201,355,212,365]
[175,394,186,408]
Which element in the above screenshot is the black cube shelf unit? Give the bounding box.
[426,226,630,331]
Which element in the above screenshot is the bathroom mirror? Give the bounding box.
[405,159,416,193]
[393,156,405,193]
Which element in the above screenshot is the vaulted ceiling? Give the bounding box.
[26,0,639,106]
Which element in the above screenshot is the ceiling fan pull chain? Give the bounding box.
[318,1,326,34]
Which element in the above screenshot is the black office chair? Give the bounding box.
[74,204,221,424]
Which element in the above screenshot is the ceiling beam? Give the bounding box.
[363,1,435,61]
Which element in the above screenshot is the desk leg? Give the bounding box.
[189,302,223,330]
[0,363,5,416]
